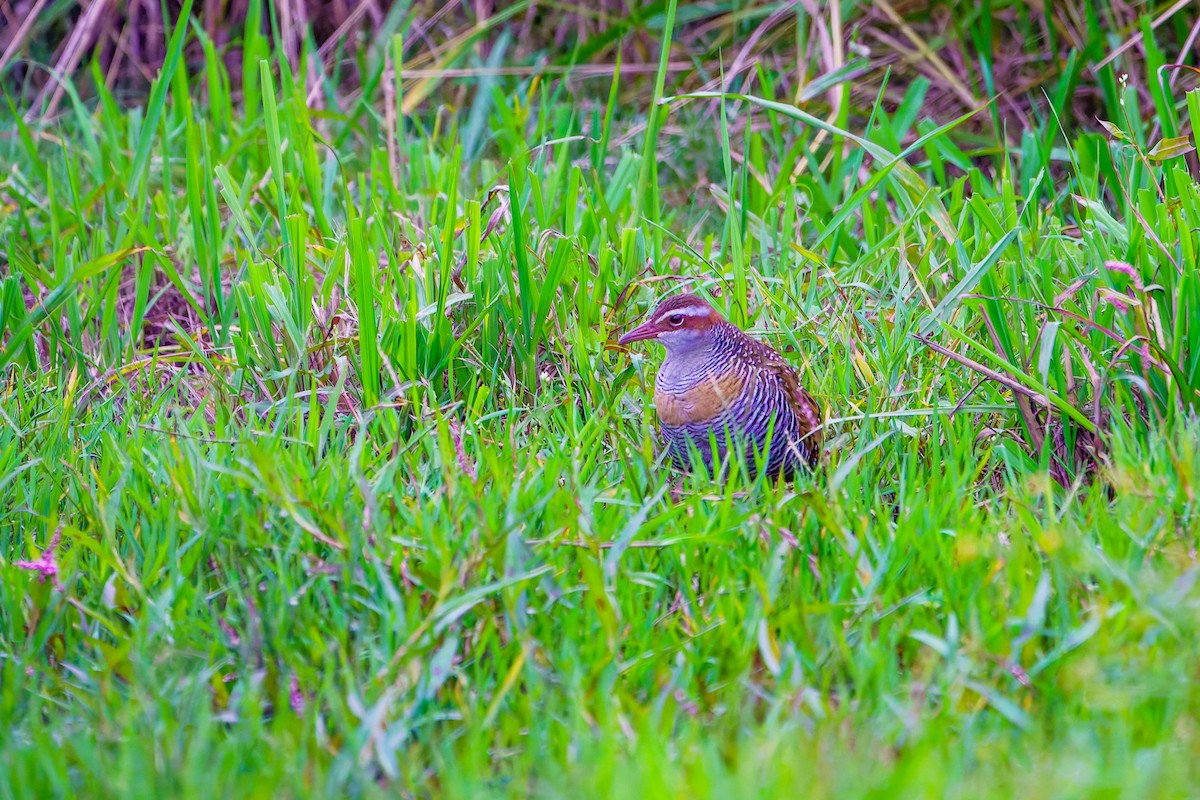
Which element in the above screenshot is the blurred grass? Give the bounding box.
[2,1,1200,797]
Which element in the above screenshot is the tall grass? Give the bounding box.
[1,2,1199,797]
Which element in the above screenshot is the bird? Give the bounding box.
[618,292,824,481]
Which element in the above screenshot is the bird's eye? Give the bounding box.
[668,314,685,326]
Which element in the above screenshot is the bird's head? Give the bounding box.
[618,293,725,354]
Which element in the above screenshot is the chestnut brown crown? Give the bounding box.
[617,293,722,344]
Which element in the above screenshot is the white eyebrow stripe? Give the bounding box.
[658,305,709,321]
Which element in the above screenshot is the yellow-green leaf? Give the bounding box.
[1147,136,1196,161]
[1098,119,1128,142]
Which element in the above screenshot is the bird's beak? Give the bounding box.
[618,320,659,345]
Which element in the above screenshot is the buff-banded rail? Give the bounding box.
[619,292,823,480]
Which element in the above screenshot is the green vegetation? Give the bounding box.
[2,1,1200,796]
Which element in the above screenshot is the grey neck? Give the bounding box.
[656,339,719,392]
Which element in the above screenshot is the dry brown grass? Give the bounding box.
[2,0,1198,137]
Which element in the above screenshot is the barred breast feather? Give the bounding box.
[653,323,822,479]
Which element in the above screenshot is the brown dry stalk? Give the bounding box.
[31,0,113,119]
[917,335,1054,411]
[0,0,51,73]
[871,0,982,109]
[1094,0,1194,72]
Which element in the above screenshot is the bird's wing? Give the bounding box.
[751,341,824,466]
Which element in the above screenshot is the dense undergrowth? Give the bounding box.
[2,1,1200,797]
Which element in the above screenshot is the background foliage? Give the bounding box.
[2,0,1199,796]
